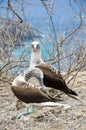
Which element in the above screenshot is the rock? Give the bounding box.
[76,111,84,119]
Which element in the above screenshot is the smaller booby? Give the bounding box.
[30,41,77,95]
[29,41,85,104]
[12,67,69,118]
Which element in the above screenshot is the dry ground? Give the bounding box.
[0,71,86,130]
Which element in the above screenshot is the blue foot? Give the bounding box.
[17,105,34,119]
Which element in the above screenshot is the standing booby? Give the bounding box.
[30,41,78,98]
[12,67,68,118]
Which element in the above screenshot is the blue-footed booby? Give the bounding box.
[30,41,78,97]
[30,41,85,104]
[12,67,68,118]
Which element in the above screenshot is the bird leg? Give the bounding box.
[17,105,34,119]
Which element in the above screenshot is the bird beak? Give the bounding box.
[33,44,37,51]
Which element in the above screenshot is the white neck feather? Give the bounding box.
[12,74,26,86]
[30,50,43,67]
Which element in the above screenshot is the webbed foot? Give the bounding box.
[17,105,34,119]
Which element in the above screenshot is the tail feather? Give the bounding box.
[67,94,85,105]
[68,89,78,96]
[63,83,78,96]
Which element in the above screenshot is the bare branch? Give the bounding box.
[7,0,23,23]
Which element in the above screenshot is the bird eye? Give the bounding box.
[37,44,40,48]
[32,44,34,48]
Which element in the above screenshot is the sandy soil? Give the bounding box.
[0,71,86,130]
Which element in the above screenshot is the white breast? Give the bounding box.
[12,74,26,86]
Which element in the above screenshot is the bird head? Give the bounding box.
[30,41,43,66]
[31,41,40,52]
[25,67,43,81]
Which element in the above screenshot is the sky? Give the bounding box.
[0,0,86,71]
[0,0,86,35]
[0,0,86,22]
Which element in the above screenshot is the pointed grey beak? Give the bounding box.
[33,44,37,51]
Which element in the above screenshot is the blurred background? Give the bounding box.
[0,0,86,85]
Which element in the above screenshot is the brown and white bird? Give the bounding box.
[12,67,68,118]
[30,41,85,104]
[30,41,78,98]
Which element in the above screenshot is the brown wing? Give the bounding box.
[11,82,62,104]
[36,63,77,96]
